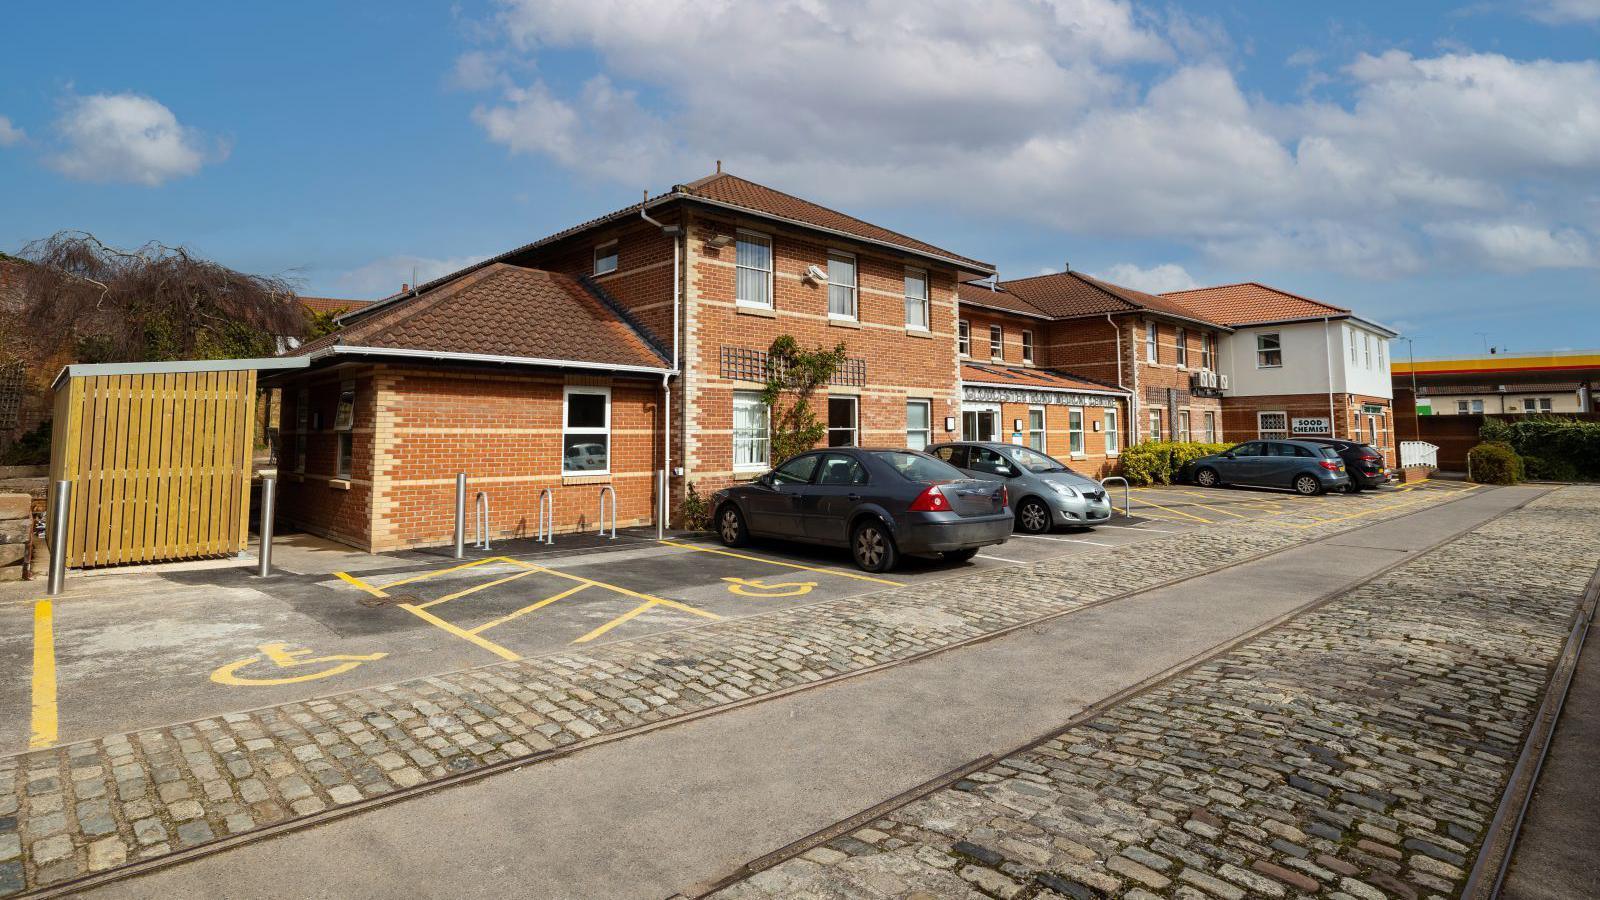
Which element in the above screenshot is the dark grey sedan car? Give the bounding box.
[709,448,1013,572]
[1186,439,1352,495]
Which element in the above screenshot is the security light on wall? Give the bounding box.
[944,416,956,432]
[706,233,734,249]
[804,264,827,282]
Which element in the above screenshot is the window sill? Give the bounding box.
[732,468,767,480]
[827,317,861,329]
[905,327,932,339]
[329,479,352,491]
[736,303,777,318]
[563,473,612,486]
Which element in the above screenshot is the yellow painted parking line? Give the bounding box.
[1127,496,1214,524]
[657,539,902,585]
[335,571,388,598]
[376,556,503,590]
[1187,502,1257,520]
[398,602,522,661]
[418,567,544,609]
[30,600,57,751]
[572,599,662,644]
[467,583,589,634]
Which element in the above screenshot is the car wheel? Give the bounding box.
[851,519,899,573]
[1293,474,1322,496]
[941,548,979,563]
[717,504,748,547]
[1345,481,1364,494]
[1195,467,1220,488]
[1016,498,1052,534]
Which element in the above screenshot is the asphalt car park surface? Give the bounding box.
[0,479,1473,756]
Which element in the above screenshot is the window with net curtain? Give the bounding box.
[736,232,772,307]
[828,252,856,319]
[733,391,769,470]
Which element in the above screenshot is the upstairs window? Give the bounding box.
[1350,328,1359,364]
[904,267,929,330]
[1021,330,1035,364]
[989,325,1003,359]
[1257,333,1283,368]
[1146,322,1159,363]
[736,231,773,308]
[593,241,618,276]
[1363,333,1372,368]
[1201,333,1214,370]
[958,320,970,357]
[1176,327,1188,367]
[827,251,857,319]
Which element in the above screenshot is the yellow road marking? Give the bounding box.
[210,643,388,686]
[335,571,388,598]
[1187,502,1255,520]
[376,557,503,590]
[658,539,902,585]
[468,584,589,634]
[399,603,522,661]
[419,567,544,609]
[572,600,661,644]
[722,577,818,597]
[1127,497,1214,524]
[29,600,57,751]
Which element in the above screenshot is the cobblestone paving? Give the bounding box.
[0,486,1476,893]
[711,486,1599,900]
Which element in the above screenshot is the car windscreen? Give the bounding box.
[1007,446,1073,474]
[873,451,966,483]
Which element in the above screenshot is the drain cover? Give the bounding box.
[359,592,421,608]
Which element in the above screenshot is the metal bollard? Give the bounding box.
[454,473,467,559]
[46,480,70,596]
[256,476,276,577]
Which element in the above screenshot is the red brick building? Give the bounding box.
[273,171,994,551]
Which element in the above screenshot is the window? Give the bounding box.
[1148,409,1163,442]
[733,391,770,471]
[1203,411,1217,443]
[1368,414,1380,445]
[1201,333,1213,370]
[593,241,618,276]
[958,320,970,357]
[827,396,858,447]
[562,386,610,474]
[735,231,772,308]
[967,446,1012,476]
[334,381,355,479]
[294,388,309,474]
[933,445,967,467]
[1146,322,1159,363]
[1378,341,1387,369]
[1456,400,1469,414]
[827,251,857,319]
[1258,411,1288,439]
[1363,333,1371,368]
[1104,408,1119,455]
[1029,406,1046,452]
[1469,399,1484,414]
[1022,330,1035,364]
[904,267,929,330]
[1523,397,1553,413]
[817,453,869,485]
[1257,333,1283,368]
[1068,408,1084,455]
[906,400,932,450]
[773,453,820,485]
[989,325,1003,359]
[1178,410,1191,442]
[1176,328,1188,367]
[876,450,966,482]
[1350,328,1359,365]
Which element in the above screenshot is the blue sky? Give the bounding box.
[2,1,1598,357]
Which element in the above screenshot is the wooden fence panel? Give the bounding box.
[52,370,256,568]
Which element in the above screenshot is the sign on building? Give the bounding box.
[1291,416,1331,435]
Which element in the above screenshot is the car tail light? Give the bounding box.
[1320,460,1341,471]
[909,485,949,512]
[1360,453,1381,462]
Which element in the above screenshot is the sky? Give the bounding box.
[2,1,1598,358]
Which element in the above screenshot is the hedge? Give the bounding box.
[1467,442,1522,485]
[1119,441,1235,485]
[1480,417,1600,480]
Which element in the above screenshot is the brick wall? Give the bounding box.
[993,399,1125,478]
[1127,316,1225,443]
[1220,392,1397,463]
[958,306,1050,366]
[276,368,376,548]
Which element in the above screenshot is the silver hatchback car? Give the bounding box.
[928,441,1113,533]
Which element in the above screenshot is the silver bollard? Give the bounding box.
[47,480,70,596]
[655,469,667,540]
[454,473,467,559]
[256,476,277,577]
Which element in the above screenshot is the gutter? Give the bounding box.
[308,345,676,376]
[53,356,309,391]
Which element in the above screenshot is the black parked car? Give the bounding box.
[1184,440,1352,495]
[709,448,1013,572]
[1300,438,1394,492]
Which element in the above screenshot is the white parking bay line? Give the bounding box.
[1015,534,1119,548]
[976,553,1032,564]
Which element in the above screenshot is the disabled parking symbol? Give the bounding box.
[210,642,388,686]
[721,576,818,598]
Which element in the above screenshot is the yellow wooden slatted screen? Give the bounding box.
[50,369,257,568]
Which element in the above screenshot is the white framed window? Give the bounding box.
[1178,409,1191,442]
[1523,397,1553,413]
[1258,410,1288,440]
[1176,328,1188,368]
[735,230,773,308]
[906,399,932,450]
[1467,399,1484,414]
[1203,411,1217,443]
[827,251,857,319]
[733,391,770,471]
[904,267,929,330]
[1367,414,1379,445]
[1378,340,1387,369]
[1148,409,1163,442]
[1456,400,1469,414]
[1022,330,1035,364]
[562,385,611,474]
[958,320,970,357]
[1201,333,1213,370]
[1068,408,1084,455]
[1257,333,1283,368]
[1350,328,1359,365]
[1029,406,1046,452]
[593,241,618,276]
[1363,333,1371,368]
[989,325,1003,359]
[827,396,858,447]
[334,380,356,479]
[1147,322,1159,363]
[1104,408,1119,456]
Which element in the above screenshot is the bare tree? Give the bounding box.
[17,230,306,362]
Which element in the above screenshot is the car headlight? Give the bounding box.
[1048,483,1079,498]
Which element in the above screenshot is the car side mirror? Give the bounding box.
[1221,452,1234,459]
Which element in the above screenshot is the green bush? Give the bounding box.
[677,481,711,532]
[1119,441,1234,485]
[1521,454,1580,482]
[0,420,50,467]
[1468,442,1522,484]
[1478,416,1600,480]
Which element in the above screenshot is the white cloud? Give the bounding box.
[1424,221,1596,269]
[1094,263,1198,293]
[334,254,486,297]
[1522,0,1600,24]
[0,116,23,147]
[48,93,221,186]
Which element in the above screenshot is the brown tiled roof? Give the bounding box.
[955,280,1051,318]
[983,270,1229,328]
[291,264,668,370]
[961,362,1127,395]
[299,296,373,316]
[1160,282,1349,326]
[1420,383,1580,397]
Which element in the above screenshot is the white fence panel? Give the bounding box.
[1400,441,1439,469]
